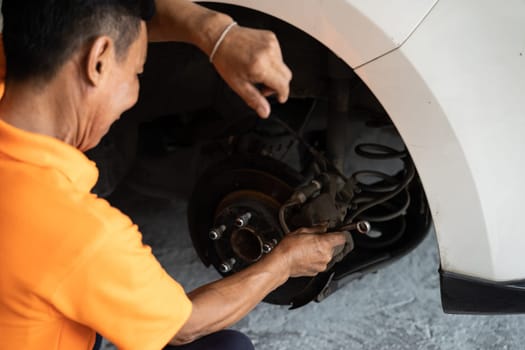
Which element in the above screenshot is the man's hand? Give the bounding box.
[272,226,348,277]
[211,25,293,119]
[149,0,292,119]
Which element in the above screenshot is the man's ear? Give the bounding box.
[85,36,114,86]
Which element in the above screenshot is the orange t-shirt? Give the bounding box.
[0,41,192,349]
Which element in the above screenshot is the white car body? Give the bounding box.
[199,0,525,284]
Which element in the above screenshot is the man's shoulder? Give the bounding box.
[0,156,135,244]
[0,158,140,300]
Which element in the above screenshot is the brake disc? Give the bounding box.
[187,156,333,306]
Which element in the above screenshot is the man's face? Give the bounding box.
[86,21,148,150]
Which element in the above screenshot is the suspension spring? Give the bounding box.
[346,142,415,248]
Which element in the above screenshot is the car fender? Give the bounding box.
[356,0,525,282]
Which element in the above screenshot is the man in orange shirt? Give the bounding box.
[0,1,347,349]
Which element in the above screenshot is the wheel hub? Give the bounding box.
[212,190,283,270]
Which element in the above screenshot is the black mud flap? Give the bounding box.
[441,270,525,314]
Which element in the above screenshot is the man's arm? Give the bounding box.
[169,228,346,345]
[148,0,292,118]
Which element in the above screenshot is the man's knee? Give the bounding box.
[165,330,254,350]
[212,330,254,350]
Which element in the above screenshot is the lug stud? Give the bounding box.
[235,212,252,228]
[209,225,226,240]
[262,243,273,254]
[219,258,236,273]
[263,239,278,254]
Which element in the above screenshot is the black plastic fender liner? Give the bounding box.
[441,270,525,314]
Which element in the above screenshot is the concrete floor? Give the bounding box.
[101,184,525,350]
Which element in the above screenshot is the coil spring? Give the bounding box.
[271,114,416,249]
[346,142,416,248]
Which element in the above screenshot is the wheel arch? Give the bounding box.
[197,0,492,281]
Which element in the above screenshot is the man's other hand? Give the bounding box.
[211,25,292,119]
[272,226,348,278]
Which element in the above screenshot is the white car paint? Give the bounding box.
[201,0,525,281]
[357,0,525,281]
